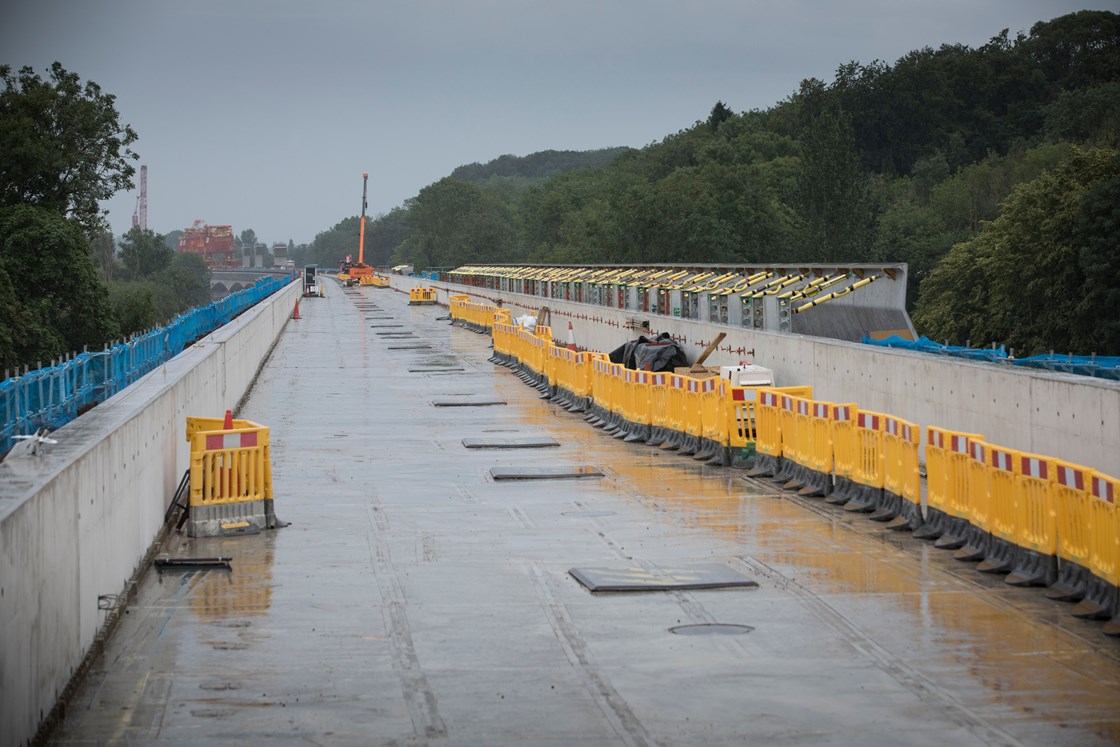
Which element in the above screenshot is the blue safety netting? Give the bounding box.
[1,275,293,456]
[860,335,1009,363]
[1012,353,1120,380]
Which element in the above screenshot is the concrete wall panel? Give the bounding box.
[419,279,1120,477]
[0,281,299,746]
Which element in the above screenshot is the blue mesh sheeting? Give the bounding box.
[1013,353,1120,379]
[860,335,1009,363]
[1,276,292,455]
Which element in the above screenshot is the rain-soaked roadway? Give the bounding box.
[50,282,1120,746]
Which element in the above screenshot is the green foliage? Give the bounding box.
[118,227,172,280]
[88,230,116,280]
[394,178,516,271]
[450,148,630,184]
[797,107,870,261]
[298,9,1118,354]
[0,204,119,364]
[913,147,1120,355]
[0,62,138,237]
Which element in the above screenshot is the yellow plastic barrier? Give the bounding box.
[666,374,687,448]
[186,415,276,537]
[409,287,437,305]
[727,386,758,448]
[1080,472,1118,618]
[835,409,885,511]
[918,426,981,542]
[1009,449,1058,585]
[829,404,858,498]
[648,371,671,444]
[696,376,723,457]
[852,410,885,489]
[983,442,1019,570]
[1054,461,1093,568]
[754,389,783,459]
[678,375,707,454]
[1048,460,1095,600]
[880,414,920,526]
[187,416,272,507]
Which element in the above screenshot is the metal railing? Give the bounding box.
[1,276,293,456]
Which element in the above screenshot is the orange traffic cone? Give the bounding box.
[223,409,234,429]
[567,321,577,351]
[292,298,301,319]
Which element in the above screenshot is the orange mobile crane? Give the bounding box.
[345,173,375,286]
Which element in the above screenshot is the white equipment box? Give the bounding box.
[720,364,774,387]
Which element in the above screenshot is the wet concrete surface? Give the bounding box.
[50,282,1120,745]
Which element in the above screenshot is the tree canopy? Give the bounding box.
[0,62,138,237]
[311,10,1120,353]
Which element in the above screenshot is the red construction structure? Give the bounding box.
[177,220,236,267]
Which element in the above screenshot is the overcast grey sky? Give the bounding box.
[3,1,1113,246]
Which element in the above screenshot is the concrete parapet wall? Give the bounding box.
[410,278,1120,477]
[0,281,300,746]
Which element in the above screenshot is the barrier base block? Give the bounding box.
[1005,549,1058,587]
[977,535,1016,574]
[1045,560,1092,602]
[730,447,756,470]
[188,500,267,538]
[624,424,651,444]
[825,476,856,505]
[954,524,991,561]
[797,468,830,498]
[1072,576,1117,619]
[746,454,780,478]
[842,484,880,513]
[885,498,923,532]
[932,516,970,550]
[868,491,901,522]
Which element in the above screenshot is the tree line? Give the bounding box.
[304,10,1119,356]
[0,63,212,371]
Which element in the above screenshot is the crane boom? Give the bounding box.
[358,172,368,266]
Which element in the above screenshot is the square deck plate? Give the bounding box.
[490,466,602,480]
[569,562,758,592]
[463,437,560,449]
[433,398,507,407]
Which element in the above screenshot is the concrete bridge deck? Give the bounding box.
[49,281,1120,745]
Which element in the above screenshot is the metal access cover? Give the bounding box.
[370,324,404,328]
[568,562,758,592]
[462,437,560,449]
[410,367,466,373]
[670,623,755,635]
[491,466,602,480]
[433,398,506,407]
[389,345,431,350]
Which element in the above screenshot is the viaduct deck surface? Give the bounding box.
[50,282,1120,746]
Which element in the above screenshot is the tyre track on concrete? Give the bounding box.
[733,555,1023,747]
[530,564,655,747]
[366,499,447,741]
